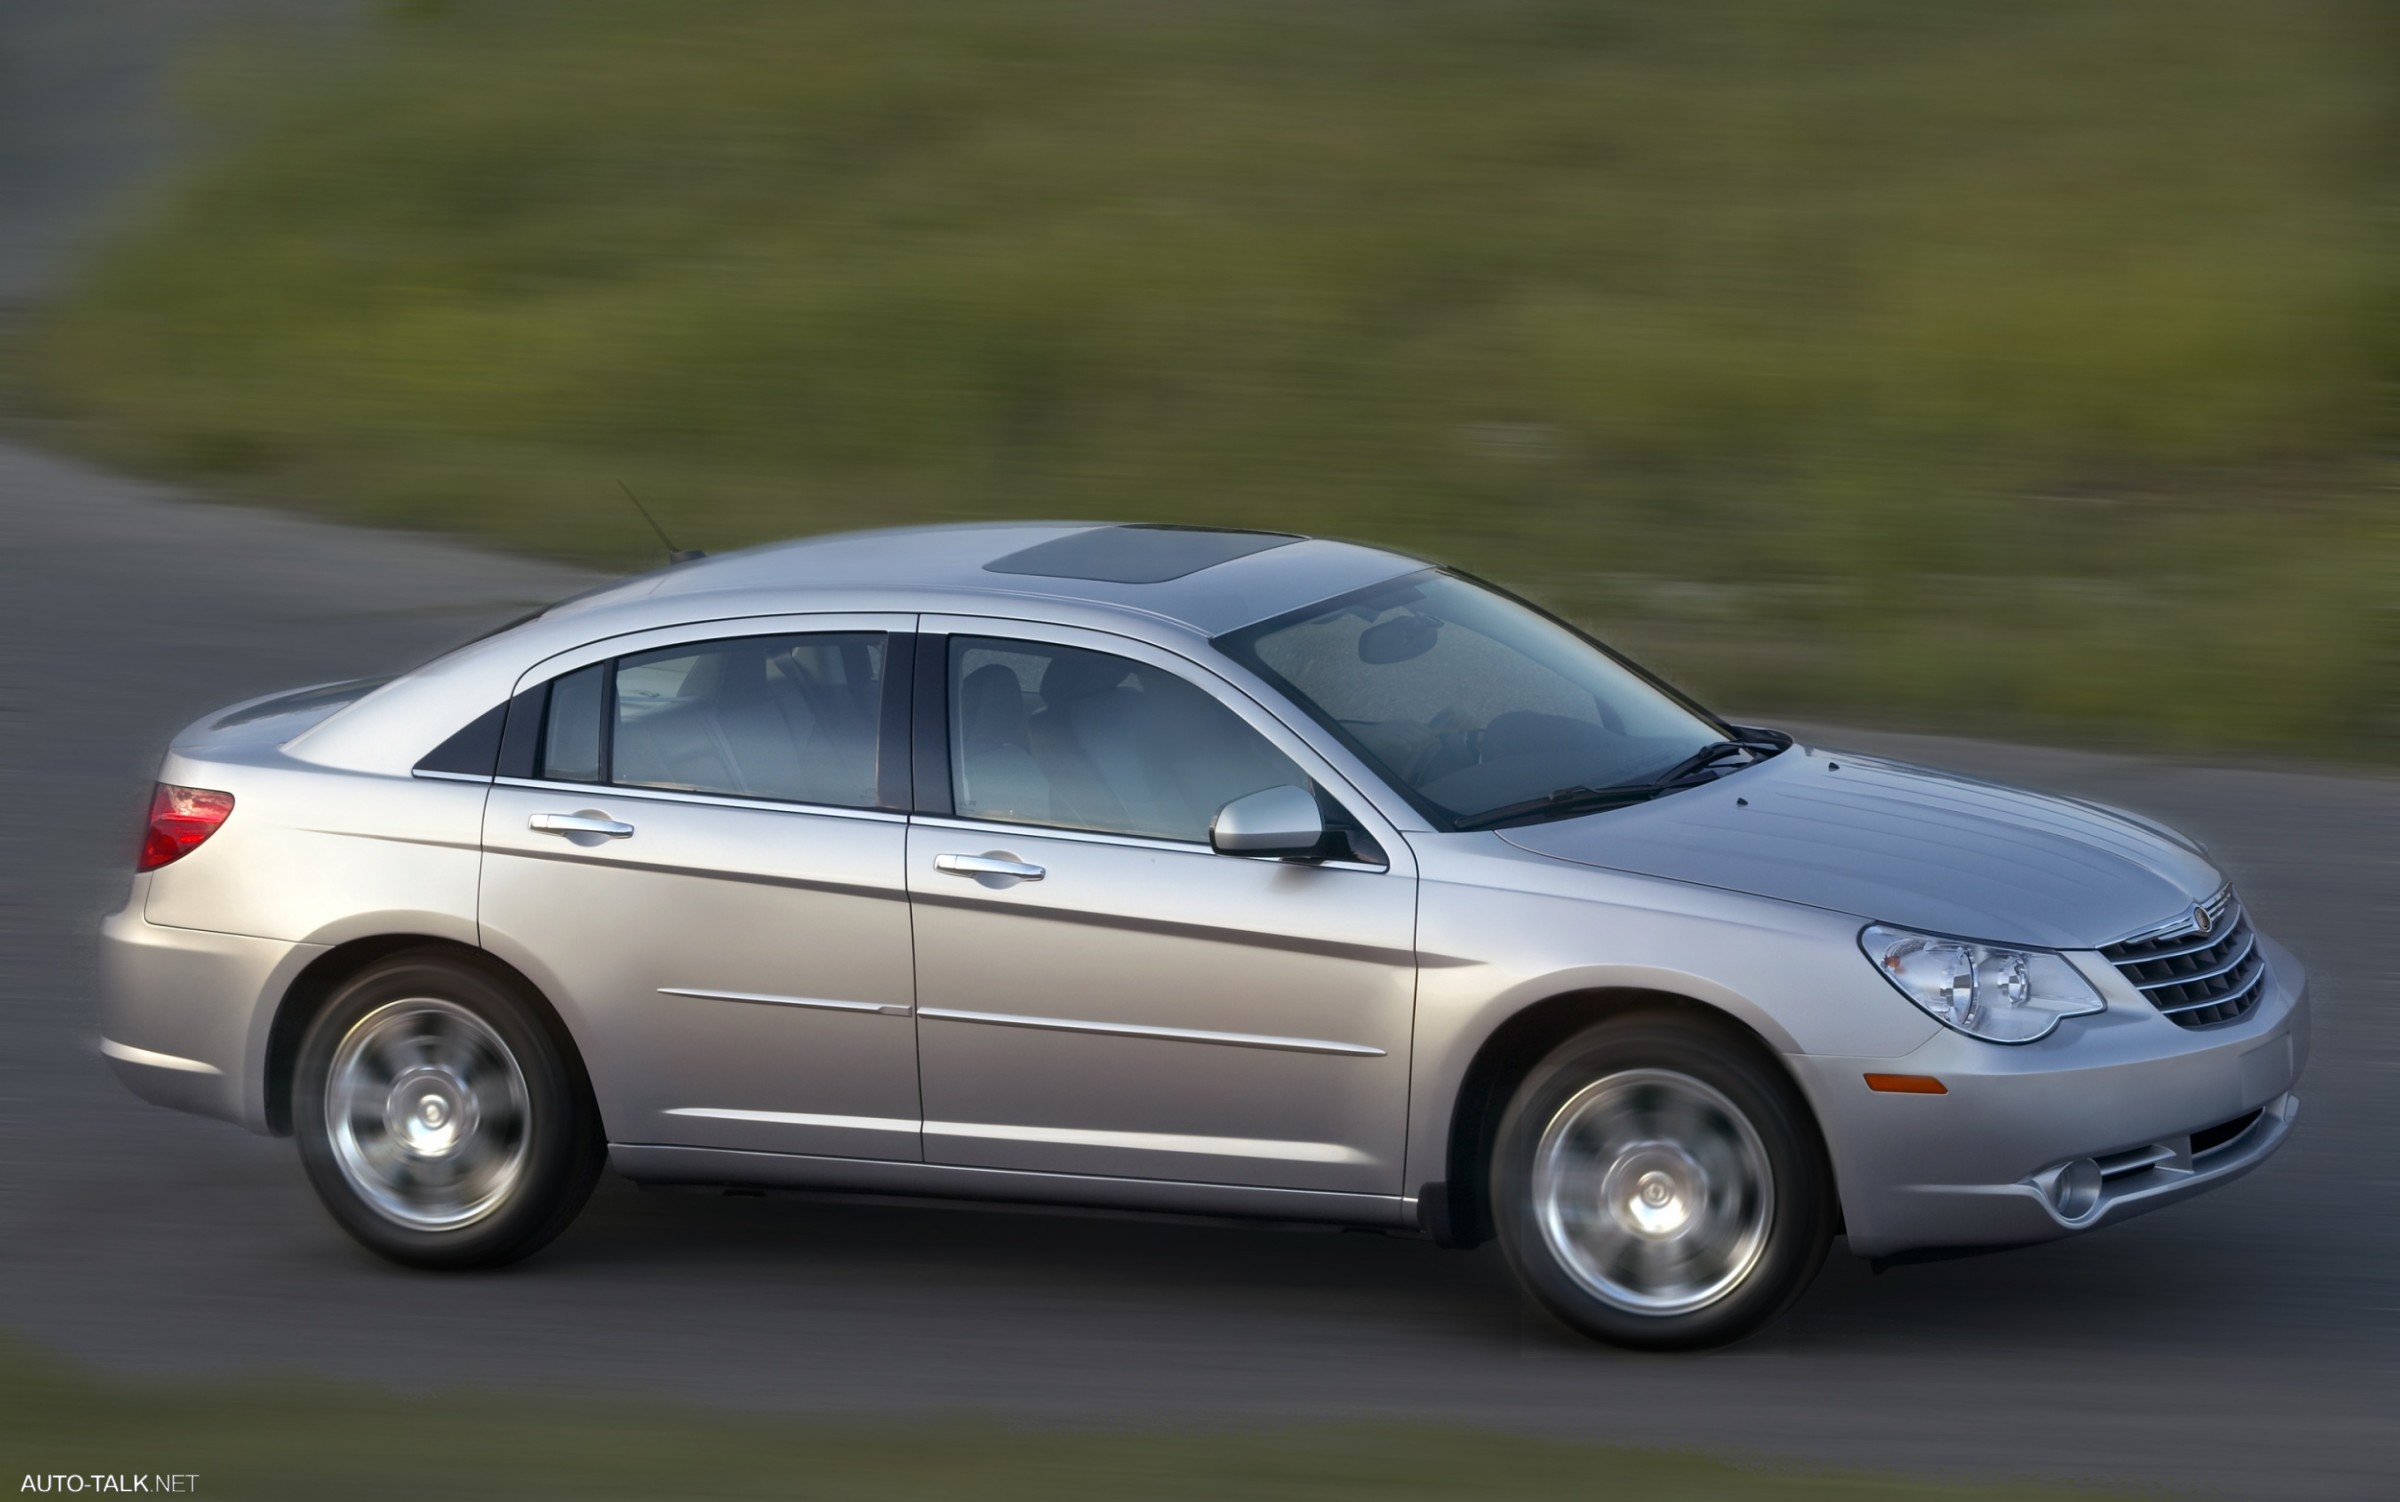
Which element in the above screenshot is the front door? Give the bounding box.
[905,620,1417,1196]
[478,620,923,1161]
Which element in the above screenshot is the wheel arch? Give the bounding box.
[1427,986,1832,1249]
[263,935,598,1137]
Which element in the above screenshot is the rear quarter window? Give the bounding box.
[413,702,508,776]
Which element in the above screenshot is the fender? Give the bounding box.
[1400,837,1941,1214]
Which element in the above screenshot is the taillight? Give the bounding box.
[139,784,235,872]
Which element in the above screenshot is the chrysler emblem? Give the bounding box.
[2189,902,2212,938]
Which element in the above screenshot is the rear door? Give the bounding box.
[478,616,925,1161]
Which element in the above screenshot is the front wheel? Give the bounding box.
[1492,1013,1832,1350]
[294,952,601,1269]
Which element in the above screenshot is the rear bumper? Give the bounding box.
[1796,930,2310,1259]
[97,907,322,1133]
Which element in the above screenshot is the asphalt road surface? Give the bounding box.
[2,6,2395,1496]
[1,441,2395,1499]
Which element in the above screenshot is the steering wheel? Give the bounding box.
[1424,707,1484,780]
[1341,715,1481,784]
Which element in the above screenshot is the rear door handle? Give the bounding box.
[934,852,1045,881]
[530,812,635,838]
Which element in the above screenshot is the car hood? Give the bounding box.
[1496,747,2222,950]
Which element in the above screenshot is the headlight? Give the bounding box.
[1858,925,2104,1044]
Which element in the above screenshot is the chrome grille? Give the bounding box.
[2101,888,2265,1029]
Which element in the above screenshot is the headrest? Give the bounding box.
[1037,650,1133,707]
[959,664,1027,751]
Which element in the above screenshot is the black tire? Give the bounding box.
[1491,1011,1832,1351]
[294,951,602,1269]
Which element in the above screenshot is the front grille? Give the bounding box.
[2101,887,2266,1029]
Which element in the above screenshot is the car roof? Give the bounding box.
[277,522,1427,777]
[547,521,1423,639]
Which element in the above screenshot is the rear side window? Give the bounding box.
[609,633,886,807]
[509,632,890,807]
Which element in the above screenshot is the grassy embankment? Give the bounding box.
[0,1333,2141,1501]
[22,0,2394,757]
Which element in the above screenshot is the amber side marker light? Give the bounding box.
[1864,1073,1948,1095]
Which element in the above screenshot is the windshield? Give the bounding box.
[1218,571,1736,829]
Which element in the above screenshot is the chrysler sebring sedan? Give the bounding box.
[100,523,2306,1348]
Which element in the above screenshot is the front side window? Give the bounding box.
[949,638,1304,843]
[609,633,886,806]
[1218,572,1732,829]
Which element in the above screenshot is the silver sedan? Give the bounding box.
[99,523,2307,1349]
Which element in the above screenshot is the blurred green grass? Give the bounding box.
[0,1334,2137,1501]
[21,0,2395,757]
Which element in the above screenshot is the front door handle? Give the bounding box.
[934,852,1045,882]
[530,811,635,838]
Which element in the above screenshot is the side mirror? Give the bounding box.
[1210,785,1327,860]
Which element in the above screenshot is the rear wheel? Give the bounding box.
[1492,1012,1832,1350]
[295,953,601,1269]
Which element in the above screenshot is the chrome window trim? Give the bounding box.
[915,1005,1388,1057]
[657,987,912,1017]
[412,768,497,785]
[911,813,1389,872]
[491,776,907,825]
[909,813,1198,857]
[497,612,912,807]
[511,611,920,693]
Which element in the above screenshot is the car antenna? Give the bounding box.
[619,481,706,564]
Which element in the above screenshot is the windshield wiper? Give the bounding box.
[1640,738,1763,787]
[1450,739,1778,832]
[1451,783,1669,831]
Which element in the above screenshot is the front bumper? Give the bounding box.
[1795,929,2310,1259]
[97,906,323,1133]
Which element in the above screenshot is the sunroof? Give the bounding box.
[984,525,1301,584]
